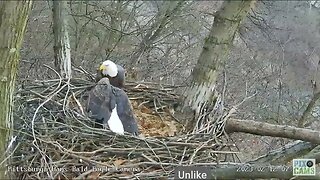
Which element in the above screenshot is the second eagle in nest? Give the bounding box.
[87,60,139,136]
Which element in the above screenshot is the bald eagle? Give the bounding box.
[96,60,125,89]
[87,78,139,136]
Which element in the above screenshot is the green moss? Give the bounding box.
[185,0,253,113]
[0,2,32,179]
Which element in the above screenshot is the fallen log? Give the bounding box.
[226,118,320,144]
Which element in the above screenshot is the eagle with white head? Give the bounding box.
[96,60,125,89]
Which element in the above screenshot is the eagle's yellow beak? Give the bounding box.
[99,64,107,71]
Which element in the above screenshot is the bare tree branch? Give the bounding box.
[128,1,186,68]
[211,164,318,179]
[211,140,320,179]
[298,91,320,127]
[249,141,316,164]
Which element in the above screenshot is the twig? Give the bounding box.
[12,77,234,179]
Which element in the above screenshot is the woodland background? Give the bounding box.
[20,1,320,159]
[1,0,320,179]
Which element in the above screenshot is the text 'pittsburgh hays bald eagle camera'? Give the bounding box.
[87,60,139,136]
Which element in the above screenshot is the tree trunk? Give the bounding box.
[184,1,254,113]
[53,0,72,78]
[0,1,32,179]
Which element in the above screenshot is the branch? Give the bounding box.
[211,164,320,179]
[301,145,320,164]
[226,118,320,144]
[249,141,316,165]
[128,1,186,67]
[210,141,320,179]
[298,91,320,127]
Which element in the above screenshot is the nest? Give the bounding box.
[10,77,238,179]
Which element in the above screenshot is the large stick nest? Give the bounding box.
[10,77,238,179]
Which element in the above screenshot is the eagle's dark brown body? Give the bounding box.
[87,78,139,135]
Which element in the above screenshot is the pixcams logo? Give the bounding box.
[292,159,316,176]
